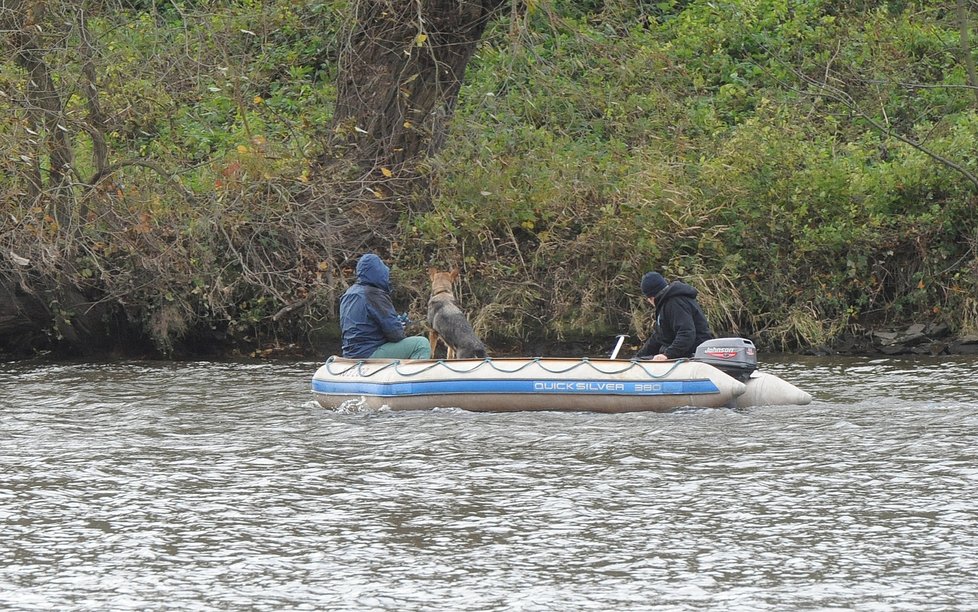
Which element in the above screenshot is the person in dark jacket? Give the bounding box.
[339,254,431,359]
[636,271,713,361]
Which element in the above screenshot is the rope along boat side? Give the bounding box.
[311,343,811,413]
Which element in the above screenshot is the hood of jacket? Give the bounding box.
[355,254,391,292]
[656,280,698,304]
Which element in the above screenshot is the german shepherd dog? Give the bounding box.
[427,267,487,359]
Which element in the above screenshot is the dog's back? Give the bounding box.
[427,268,487,359]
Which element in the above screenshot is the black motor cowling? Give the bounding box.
[693,337,758,382]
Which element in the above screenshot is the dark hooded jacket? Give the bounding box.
[637,280,713,359]
[339,254,405,358]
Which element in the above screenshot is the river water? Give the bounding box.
[1,356,977,611]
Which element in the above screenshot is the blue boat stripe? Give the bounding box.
[311,378,720,397]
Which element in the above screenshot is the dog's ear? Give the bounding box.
[428,266,438,279]
[450,268,460,282]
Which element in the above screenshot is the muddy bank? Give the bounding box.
[3,282,976,361]
[807,323,978,357]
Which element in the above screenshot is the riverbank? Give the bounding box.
[8,324,976,363]
[3,3,978,369]
[814,323,978,357]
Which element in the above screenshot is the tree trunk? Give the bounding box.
[956,0,978,108]
[325,0,505,213]
[78,10,110,223]
[1,2,129,356]
[3,0,76,227]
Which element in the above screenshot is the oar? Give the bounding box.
[609,334,628,359]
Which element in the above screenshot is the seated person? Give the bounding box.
[339,253,431,359]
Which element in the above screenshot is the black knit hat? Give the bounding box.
[641,272,668,297]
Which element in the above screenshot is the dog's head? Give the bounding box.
[428,267,459,296]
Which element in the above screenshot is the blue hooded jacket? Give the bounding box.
[338,254,406,358]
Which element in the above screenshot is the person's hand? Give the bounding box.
[651,353,668,361]
[397,312,411,329]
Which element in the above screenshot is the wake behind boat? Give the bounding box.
[311,339,812,413]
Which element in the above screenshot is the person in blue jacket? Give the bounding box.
[339,254,431,359]
[636,271,713,361]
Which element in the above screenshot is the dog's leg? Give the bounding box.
[447,345,456,360]
[428,329,440,359]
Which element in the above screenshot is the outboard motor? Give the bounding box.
[693,337,758,382]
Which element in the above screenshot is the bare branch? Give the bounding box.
[793,70,978,191]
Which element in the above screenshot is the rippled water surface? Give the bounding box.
[2,356,977,610]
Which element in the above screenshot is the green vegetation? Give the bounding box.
[418,0,978,350]
[2,0,977,357]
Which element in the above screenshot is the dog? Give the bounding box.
[427,267,487,360]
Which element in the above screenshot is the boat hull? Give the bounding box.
[312,357,750,413]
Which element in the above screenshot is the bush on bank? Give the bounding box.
[1,1,976,358]
[413,0,978,352]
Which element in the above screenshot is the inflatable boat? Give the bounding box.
[311,338,811,413]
